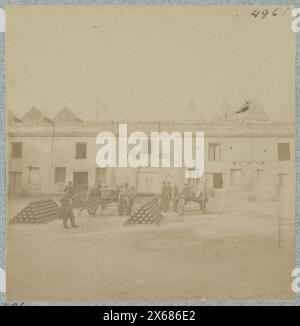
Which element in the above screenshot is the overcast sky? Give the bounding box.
[5,5,295,122]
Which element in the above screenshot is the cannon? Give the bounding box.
[73,187,120,215]
[177,177,215,216]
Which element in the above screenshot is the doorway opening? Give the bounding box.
[73,172,89,193]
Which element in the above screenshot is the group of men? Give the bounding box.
[60,177,209,228]
[117,183,137,216]
[160,179,209,214]
[87,182,137,216]
[60,180,137,229]
[60,181,104,228]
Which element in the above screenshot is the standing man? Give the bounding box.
[64,181,74,196]
[199,178,208,214]
[87,182,102,217]
[178,182,191,216]
[117,183,130,215]
[160,181,168,213]
[128,185,137,215]
[166,182,172,212]
[60,188,79,229]
[172,185,179,212]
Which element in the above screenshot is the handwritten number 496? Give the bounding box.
[251,8,283,19]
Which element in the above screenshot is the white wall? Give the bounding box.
[7,135,295,196]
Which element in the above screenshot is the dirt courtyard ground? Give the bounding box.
[5,195,295,302]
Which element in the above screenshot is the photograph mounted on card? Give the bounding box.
[4,5,296,301]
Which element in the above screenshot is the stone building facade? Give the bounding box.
[7,108,295,200]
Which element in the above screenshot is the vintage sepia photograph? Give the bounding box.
[5,5,296,301]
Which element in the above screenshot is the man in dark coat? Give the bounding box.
[178,183,192,216]
[87,182,102,216]
[166,182,172,212]
[128,185,137,215]
[60,189,79,229]
[117,183,130,215]
[172,185,179,212]
[64,181,74,196]
[160,182,168,213]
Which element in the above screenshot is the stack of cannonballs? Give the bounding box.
[125,194,163,225]
[11,198,60,224]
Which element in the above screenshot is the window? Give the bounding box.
[11,142,22,159]
[54,167,66,184]
[208,143,221,161]
[73,172,89,192]
[75,142,87,159]
[213,173,223,189]
[278,143,290,161]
